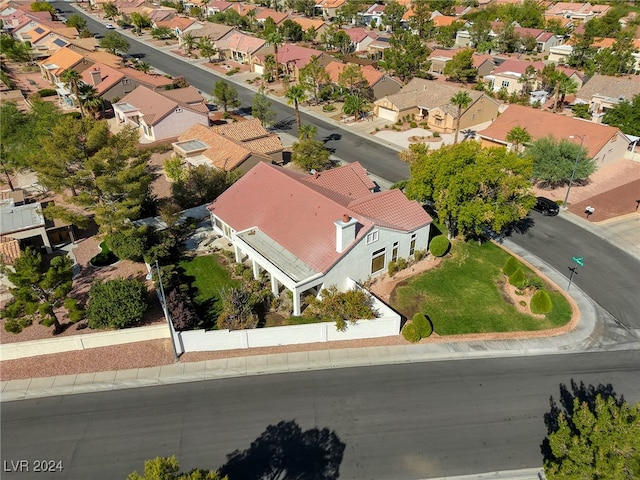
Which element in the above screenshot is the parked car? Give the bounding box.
[533,197,559,216]
[105,23,116,29]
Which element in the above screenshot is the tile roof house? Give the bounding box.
[315,0,347,20]
[205,1,233,17]
[173,119,284,172]
[512,27,561,52]
[180,22,236,49]
[154,16,200,36]
[477,104,630,165]
[255,8,289,26]
[80,63,173,102]
[289,16,329,40]
[342,27,377,52]
[324,61,402,100]
[575,74,640,122]
[544,2,610,23]
[216,31,271,63]
[113,86,209,143]
[486,59,584,96]
[374,78,500,131]
[38,46,90,84]
[208,161,432,315]
[358,3,386,28]
[428,49,496,78]
[253,44,328,80]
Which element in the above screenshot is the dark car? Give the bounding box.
[533,196,560,216]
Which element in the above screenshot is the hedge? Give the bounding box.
[87,279,148,329]
[530,290,553,314]
[402,323,421,343]
[412,313,432,338]
[509,268,526,289]
[503,256,520,276]
[429,235,450,257]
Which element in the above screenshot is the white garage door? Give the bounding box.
[377,107,397,122]
[253,64,264,75]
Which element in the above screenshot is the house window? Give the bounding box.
[122,79,131,85]
[371,248,385,274]
[142,124,149,136]
[392,241,398,263]
[410,233,417,256]
[435,117,443,126]
[501,80,510,87]
[223,224,231,238]
[366,230,379,244]
[214,217,222,229]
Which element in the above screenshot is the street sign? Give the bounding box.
[572,256,584,267]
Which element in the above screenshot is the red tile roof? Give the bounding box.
[208,162,431,273]
[477,104,623,158]
[81,63,124,94]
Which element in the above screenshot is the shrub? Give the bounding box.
[106,227,149,262]
[396,257,408,270]
[409,121,417,128]
[402,323,421,343]
[37,88,57,97]
[322,104,335,112]
[432,131,440,138]
[414,249,427,261]
[90,241,118,267]
[307,286,377,332]
[387,261,398,276]
[64,298,86,323]
[503,256,520,276]
[527,276,544,290]
[509,268,526,289]
[87,279,148,329]
[429,235,450,257]
[412,313,432,338]
[530,290,553,314]
[4,319,22,333]
[166,288,199,331]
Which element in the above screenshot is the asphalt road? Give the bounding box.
[57,4,410,183]
[2,351,640,480]
[510,212,640,331]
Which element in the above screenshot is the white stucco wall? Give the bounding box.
[150,109,209,142]
[593,132,631,166]
[322,224,431,290]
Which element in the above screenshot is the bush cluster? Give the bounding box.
[106,227,149,262]
[508,268,526,289]
[502,256,520,276]
[412,313,433,338]
[401,323,421,342]
[530,290,553,314]
[87,279,148,329]
[429,235,450,257]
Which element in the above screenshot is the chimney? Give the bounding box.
[89,68,102,86]
[335,214,357,253]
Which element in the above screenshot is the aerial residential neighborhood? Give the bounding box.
[1,0,640,478]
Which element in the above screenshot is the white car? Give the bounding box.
[105,23,116,29]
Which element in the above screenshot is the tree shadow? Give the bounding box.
[540,379,625,461]
[504,216,535,237]
[273,118,296,131]
[322,133,341,143]
[218,420,346,480]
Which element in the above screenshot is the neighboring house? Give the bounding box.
[216,31,271,64]
[575,74,640,122]
[0,197,74,257]
[253,43,327,80]
[366,34,392,60]
[342,27,377,53]
[173,119,283,172]
[154,16,200,37]
[431,14,459,28]
[547,44,573,64]
[289,16,329,40]
[324,61,402,100]
[113,86,209,143]
[486,59,538,95]
[512,27,561,52]
[208,161,432,315]
[255,8,289,27]
[316,0,347,20]
[358,3,386,28]
[477,104,630,165]
[80,63,173,103]
[374,78,500,130]
[179,22,236,49]
[544,2,610,23]
[205,1,233,17]
[289,16,329,41]
[39,46,90,85]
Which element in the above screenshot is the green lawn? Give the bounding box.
[390,241,572,335]
[179,254,240,326]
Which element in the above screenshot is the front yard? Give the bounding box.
[390,240,572,335]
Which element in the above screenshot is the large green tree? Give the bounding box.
[2,249,74,335]
[291,138,331,172]
[443,49,477,84]
[171,165,242,209]
[212,80,240,112]
[0,102,31,190]
[299,55,330,104]
[542,382,640,480]
[128,456,226,480]
[602,94,640,136]
[342,94,370,123]
[526,136,596,188]
[337,63,369,96]
[383,31,431,83]
[405,142,535,239]
[251,90,277,127]
[87,278,147,329]
[99,31,130,54]
[506,126,532,155]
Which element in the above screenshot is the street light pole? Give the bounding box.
[148,260,180,362]
[563,134,585,209]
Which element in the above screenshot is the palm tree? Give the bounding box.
[552,73,578,113]
[135,61,151,74]
[182,33,196,55]
[197,36,217,63]
[342,94,370,123]
[298,124,317,140]
[285,84,306,131]
[450,91,472,145]
[77,83,104,117]
[505,126,531,155]
[265,31,283,81]
[61,69,85,117]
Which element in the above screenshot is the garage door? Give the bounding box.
[253,64,264,75]
[377,107,397,122]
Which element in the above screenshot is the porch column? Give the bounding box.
[252,260,260,280]
[292,287,301,316]
[271,275,279,296]
[234,244,242,263]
